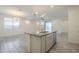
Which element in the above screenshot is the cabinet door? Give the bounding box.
[30,35,41,53]
[41,36,46,53]
[46,34,53,51]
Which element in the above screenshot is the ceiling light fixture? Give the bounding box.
[36,31,39,34]
[50,5,54,8]
[25,20,30,24]
[36,22,40,25]
[34,11,38,15]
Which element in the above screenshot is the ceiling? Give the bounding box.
[0,5,68,20]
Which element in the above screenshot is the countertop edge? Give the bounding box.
[26,31,57,37]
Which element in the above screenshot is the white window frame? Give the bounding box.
[4,17,20,29]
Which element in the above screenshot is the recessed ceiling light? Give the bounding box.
[25,20,30,24]
[36,31,39,34]
[34,11,38,15]
[36,22,40,25]
[50,5,54,8]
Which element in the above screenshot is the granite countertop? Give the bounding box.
[26,31,56,37]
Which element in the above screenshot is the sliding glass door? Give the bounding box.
[45,21,52,32]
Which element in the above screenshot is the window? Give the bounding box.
[45,22,52,32]
[4,17,20,29]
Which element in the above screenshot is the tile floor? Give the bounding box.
[0,34,28,53]
[49,33,79,53]
[0,33,79,53]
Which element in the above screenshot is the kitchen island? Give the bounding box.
[26,31,57,53]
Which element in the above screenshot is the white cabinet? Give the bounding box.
[46,34,53,52]
[30,35,46,53]
[30,35,41,53]
[27,32,56,53]
[41,36,46,52]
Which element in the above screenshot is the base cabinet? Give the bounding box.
[28,32,56,53]
[41,36,46,53]
[30,35,41,53]
[46,33,53,52]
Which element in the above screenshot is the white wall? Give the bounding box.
[52,19,68,34]
[0,15,44,37]
[68,7,79,44]
[0,14,68,37]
